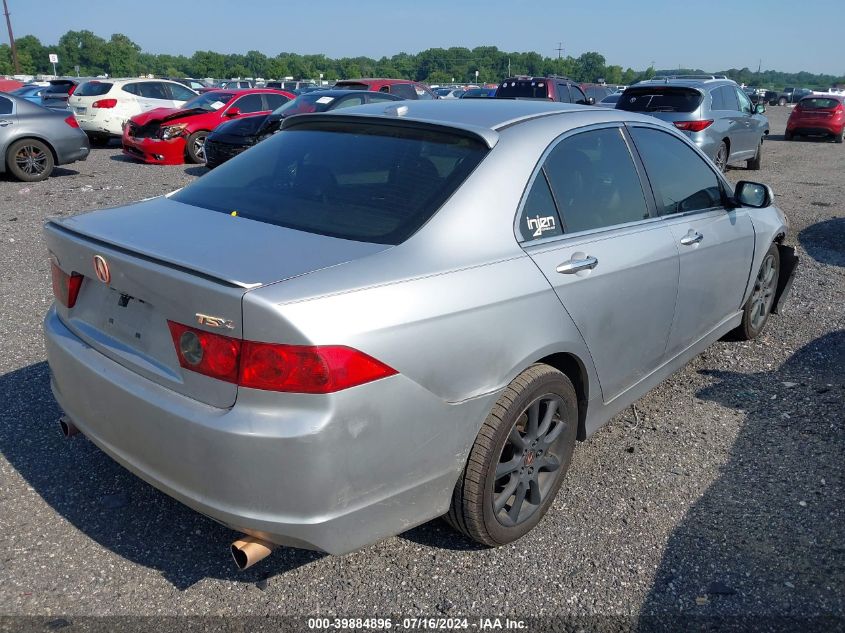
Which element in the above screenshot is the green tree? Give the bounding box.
[105,33,141,77]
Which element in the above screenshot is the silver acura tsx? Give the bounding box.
[43,100,797,569]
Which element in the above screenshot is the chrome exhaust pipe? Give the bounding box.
[231,536,276,571]
[59,415,80,438]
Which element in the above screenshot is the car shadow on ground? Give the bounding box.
[2,167,80,182]
[799,218,845,268]
[400,519,487,552]
[637,331,845,631]
[0,361,325,590]
[184,166,209,177]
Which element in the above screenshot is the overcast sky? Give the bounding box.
[9,0,845,75]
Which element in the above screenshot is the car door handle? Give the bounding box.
[680,231,704,246]
[556,256,598,274]
[0,120,12,127]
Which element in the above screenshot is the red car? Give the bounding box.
[785,94,845,143]
[333,78,437,100]
[122,89,294,164]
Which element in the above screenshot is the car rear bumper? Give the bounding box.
[75,114,125,138]
[53,129,91,165]
[122,133,186,164]
[786,121,844,136]
[44,308,486,554]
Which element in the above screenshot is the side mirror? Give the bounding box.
[734,181,773,208]
[754,103,766,114]
[586,96,596,105]
[225,107,241,117]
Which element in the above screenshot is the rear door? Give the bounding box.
[627,125,754,357]
[519,125,679,403]
[0,96,16,150]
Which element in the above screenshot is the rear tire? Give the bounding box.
[6,139,54,182]
[747,140,762,170]
[731,243,780,341]
[835,128,844,144]
[444,364,578,547]
[87,133,110,147]
[784,131,794,141]
[186,131,209,164]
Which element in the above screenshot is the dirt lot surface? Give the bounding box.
[0,106,842,630]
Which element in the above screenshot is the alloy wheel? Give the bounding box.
[492,394,569,527]
[15,145,48,176]
[750,252,777,330]
[193,135,207,162]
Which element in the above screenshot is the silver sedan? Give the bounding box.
[43,100,797,569]
[0,93,90,181]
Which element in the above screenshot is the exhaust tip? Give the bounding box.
[59,415,79,438]
[231,536,275,571]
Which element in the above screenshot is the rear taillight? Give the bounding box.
[166,321,397,393]
[50,261,83,308]
[64,115,79,128]
[673,120,714,132]
[92,99,117,108]
[834,105,845,117]
[68,85,76,96]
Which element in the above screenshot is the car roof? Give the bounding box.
[633,77,738,89]
[281,99,666,148]
[296,89,400,98]
[336,78,417,85]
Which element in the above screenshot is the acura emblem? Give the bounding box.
[93,255,111,284]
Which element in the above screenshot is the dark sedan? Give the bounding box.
[204,89,403,168]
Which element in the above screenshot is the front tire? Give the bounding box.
[732,244,780,340]
[445,365,578,547]
[6,139,54,182]
[747,140,762,170]
[186,131,209,164]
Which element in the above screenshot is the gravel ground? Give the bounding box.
[0,107,842,629]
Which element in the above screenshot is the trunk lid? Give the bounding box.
[45,196,390,407]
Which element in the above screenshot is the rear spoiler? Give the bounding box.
[280,112,499,149]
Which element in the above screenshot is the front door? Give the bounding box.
[627,125,755,357]
[519,125,679,403]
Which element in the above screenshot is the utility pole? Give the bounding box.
[555,42,564,59]
[757,59,762,73]
[3,0,19,75]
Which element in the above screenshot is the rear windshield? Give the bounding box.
[616,87,703,112]
[496,80,550,99]
[75,81,113,97]
[171,122,489,245]
[798,97,840,109]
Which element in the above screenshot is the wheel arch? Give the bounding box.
[535,351,589,441]
[5,135,59,171]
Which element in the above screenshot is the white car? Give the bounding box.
[68,79,198,145]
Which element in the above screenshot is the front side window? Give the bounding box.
[542,127,649,233]
[570,85,588,104]
[264,93,290,110]
[168,82,196,102]
[556,84,571,103]
[390,83,418,100]
[735,88,752,114]
[629,127,723,215]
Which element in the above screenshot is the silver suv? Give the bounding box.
[616,75,769,171]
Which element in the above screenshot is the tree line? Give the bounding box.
[2,30,843,90]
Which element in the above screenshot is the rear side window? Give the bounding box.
[171,122,489,245]
[76,81,113,97]
[519,173,562,241]
[629,127,723,215]
[496,80,550,99]
[710,87,725,110]
[617,87,703,113]
[264,93,290,110]
[0,96,11,115]
[543,128,649,233]
[122,83,139,95]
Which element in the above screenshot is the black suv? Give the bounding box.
[495,76,594,104]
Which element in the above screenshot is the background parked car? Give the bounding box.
[599,92,622,106]
[495,76,593,104]
[123,88,293,164]
[435,88,464,99]
[204,89,401,168]
[69,79,198,146]
[40,79,79,109]
[333,78,437,100]
[616,77,769,171]
[0,93,89,181]
[9,85,47,105]
[777,87,813,106]
[164,77,211,91]
[785,94,845,142]
[580,83,612,104]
